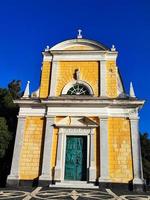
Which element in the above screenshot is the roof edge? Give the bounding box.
[50,38,110,51]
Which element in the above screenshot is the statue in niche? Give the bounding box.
[74,69,80,81]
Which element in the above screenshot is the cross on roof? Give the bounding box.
[77,29,82,39]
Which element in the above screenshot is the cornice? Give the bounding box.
[14,97,145,109]
[42,50,118,62]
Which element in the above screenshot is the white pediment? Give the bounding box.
[50,39,109,51]
[55,116,98,128]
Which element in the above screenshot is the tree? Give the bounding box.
[0,88,18,133]
[0,117,11,158]
[8,80,22,99]
[0,80,22,186]
[140,133,150,184]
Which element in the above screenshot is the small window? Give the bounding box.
[67,83,90,95]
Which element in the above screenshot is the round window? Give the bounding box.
[67,83,90,95]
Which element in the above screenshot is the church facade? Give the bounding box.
[7,34,145,189]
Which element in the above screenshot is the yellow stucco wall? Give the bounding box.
[40,61,51,98]
[19,117,44,180]
[55,61,99,96]
[108,118,133,183]
[39,60,119,98]
[106,61,118,98]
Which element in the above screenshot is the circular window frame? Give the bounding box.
[61,80,94,95]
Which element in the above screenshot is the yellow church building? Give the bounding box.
[7,32,145,190]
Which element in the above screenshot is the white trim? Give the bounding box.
[15,98,145,108]
[55,116,98,128]
[49,61,58,96]
[130,118,144,185]
[99,117,110,182]
[61,128,91,135]
[39,117,54,181]
[89,129,96,181]
[54,127,95,182]
[43,55,52,61]
[50,39,109,51]
[62,134,67,181]
[19,107,46,116]
[117,69,124,96]
[51,53,117,61]
[100,60,107,96]
[7,116,26,183]
[47,107,136,118]
[18,106,141,119]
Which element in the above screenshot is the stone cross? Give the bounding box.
[77,29,82,39]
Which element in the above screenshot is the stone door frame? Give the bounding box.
[54,127,96,182]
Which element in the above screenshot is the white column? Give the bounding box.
[100,60,107,96]
[7,116,26,185]
[39,116,54,184]
[130,117,143,185]
[99,117,109,182]
[54,129,64,181]
[89,129,96,182]
[49,61,58,96]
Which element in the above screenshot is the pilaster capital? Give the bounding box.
[17,115,26,122]
[129,116,140,121]
[90,129,95,135]
[46,115,55,119]
[43,54,53,62]
[52,60,58,64]
[99,116,108,121]
[128,108,139,119]
[45,115,55,125]
[100,60,106,65]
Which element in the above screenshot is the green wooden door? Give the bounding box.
[64,136,87,180]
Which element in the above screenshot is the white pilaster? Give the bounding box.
[130,117,144,185]
[100,60,107,96]
[39,116,54,183]
[7,116,26,185]
[49,61,58,96]
[89,129,96,182]
[54,130,64,181]
[99,117,110,182]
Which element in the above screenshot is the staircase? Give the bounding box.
[49,181,99,189]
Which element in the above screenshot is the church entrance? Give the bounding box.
[64,136,87,181]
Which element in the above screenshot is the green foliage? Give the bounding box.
[0,117,11,158]
[8,80,22,99]
[140,133,150,179]
[0,88,18,133]
[0,80,21,186]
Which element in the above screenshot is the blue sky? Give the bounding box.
[0,0,150,133]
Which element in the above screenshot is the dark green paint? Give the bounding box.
[64,136,87,180]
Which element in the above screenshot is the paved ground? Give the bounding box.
[0,187,150,200]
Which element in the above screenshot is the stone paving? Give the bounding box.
[0,187,150,200]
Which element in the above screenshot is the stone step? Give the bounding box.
[49,181,99,189]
